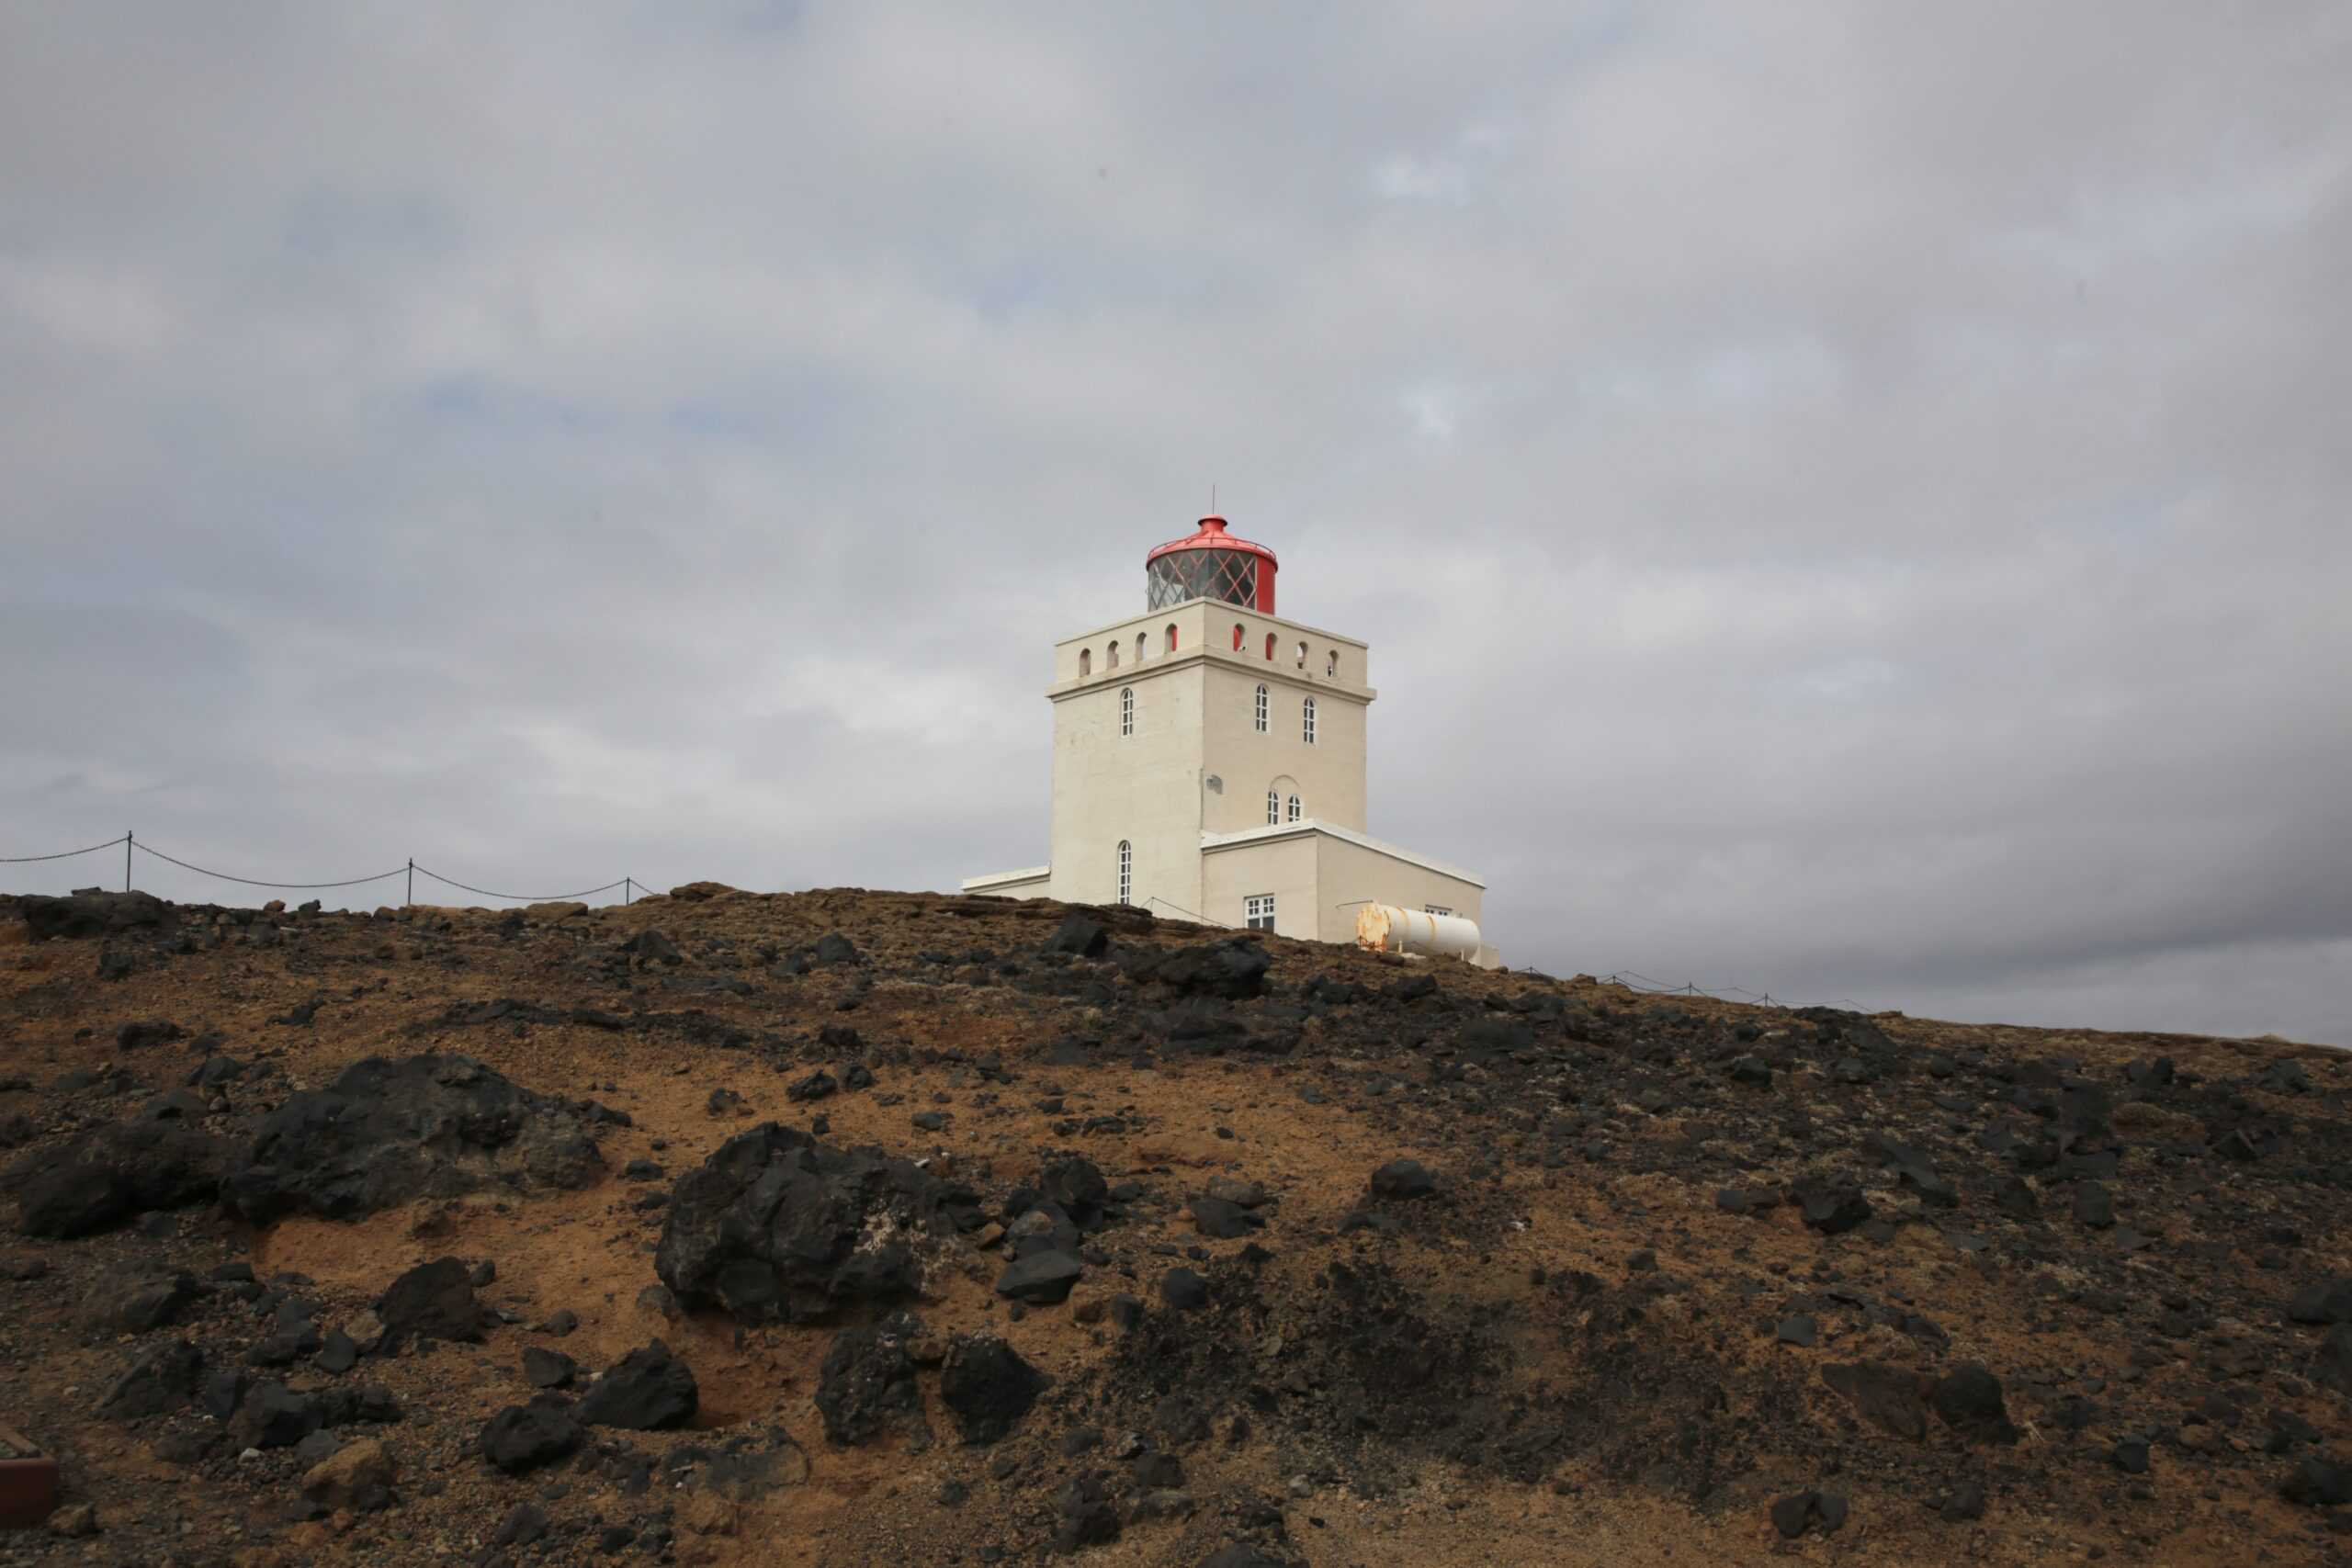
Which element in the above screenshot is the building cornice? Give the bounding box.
[1047,649,1375,704]
[1055,604,1369,653]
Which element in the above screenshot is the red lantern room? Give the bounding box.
[1144,515,1278,615]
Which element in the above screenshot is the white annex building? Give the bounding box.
[965,513,1499,967]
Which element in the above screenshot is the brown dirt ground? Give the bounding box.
[1,886,2347,1567]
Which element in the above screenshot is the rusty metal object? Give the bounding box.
[0,1422,59,1529]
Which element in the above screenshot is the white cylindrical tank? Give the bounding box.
[1355,904,1485,961]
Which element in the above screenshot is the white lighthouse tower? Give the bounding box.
[964,513,1497,965]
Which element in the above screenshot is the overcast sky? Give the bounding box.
[3,3,2346,1044]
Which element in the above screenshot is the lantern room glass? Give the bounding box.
[1147,548,1259,611]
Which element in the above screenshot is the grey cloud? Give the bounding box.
[2,2,2346,1043]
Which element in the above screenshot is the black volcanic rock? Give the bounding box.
[220,1054,605,1223]
[1043,912,1111,957]
[655,1122,980,1325]
[114,1019,186,1051]
[997,1249,1083,1304]
[102,1340,205,1418]
[1123,938,1271,999]
[2282,1455,2352,1507]
[1369,1159,1438,1200]
[376,1258,482,1348]
[1930,1363,2018,1445]
[17,889,175,942]
[940,1335,1045,1445]
[1161,1268,1209,1311]
[1792,1177,1874,1235]
[1770,1490,1849,1539]
[521,1347,576,1389]
[481,1397,583,1473]
[815,1325,925,1446]
[578,1340,698,1430]
[86,1266,198,1336]
[1040,1156,1109,1230]
[2290,1276,2352,1325]
[1189,1196,1261,1238]
[11,1121,229,1238]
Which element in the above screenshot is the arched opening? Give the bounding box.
[1262,632,1276,660]
[1268,774,1301,828]
[1302,696,1317,744]
[1295,640,1307,669]
[1106,641,1119,670]
[1079,649,1091,678]
[1116,840,1132,906]
[1253,683,1269,733]
[1327,650,1339,678]
[1166,624,1179,654]
[1231,623,1245,651]
[1120,686,1135,737]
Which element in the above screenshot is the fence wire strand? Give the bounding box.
[1599,968,1866,1013]
[132,840,408,890]
[0,834,130,863]
[411,865,630,903]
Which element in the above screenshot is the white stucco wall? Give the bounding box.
[1046,660,1206,917]
[1200,662,1368,835]
[1311,832,1485,944]
[1198,824,1486,949]
[1198,832,1322,940]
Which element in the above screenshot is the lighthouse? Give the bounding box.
[964,514,1497,966]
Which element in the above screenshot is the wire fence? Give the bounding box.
[1596,967,1870,1013]
[0,831,650,907]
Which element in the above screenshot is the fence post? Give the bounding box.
[624,877,632,906]
[406,858,413,908]
[125,830,132,893]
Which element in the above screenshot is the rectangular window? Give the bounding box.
[1245,894,1276,931]
[1425,906,1453,918]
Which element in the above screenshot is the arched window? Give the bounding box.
[1286,793,1302,823]
[1106,641,1119,670]
[1116,840,1132,906]
[1302,696,1317,744]
[1166,624,1178,653]
[1265,788,1280,824]
[1253,683,1269,733]
[1120,686,1134,737]
[1295,640,1307,670]
[1231,623,1245,651]
[1327,650,1339,678]
[1135,632,1147,663]
[1263,632,1276,660]
[1079,649,1091,678]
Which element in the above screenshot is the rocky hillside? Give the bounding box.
[0,884,2347,1567]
